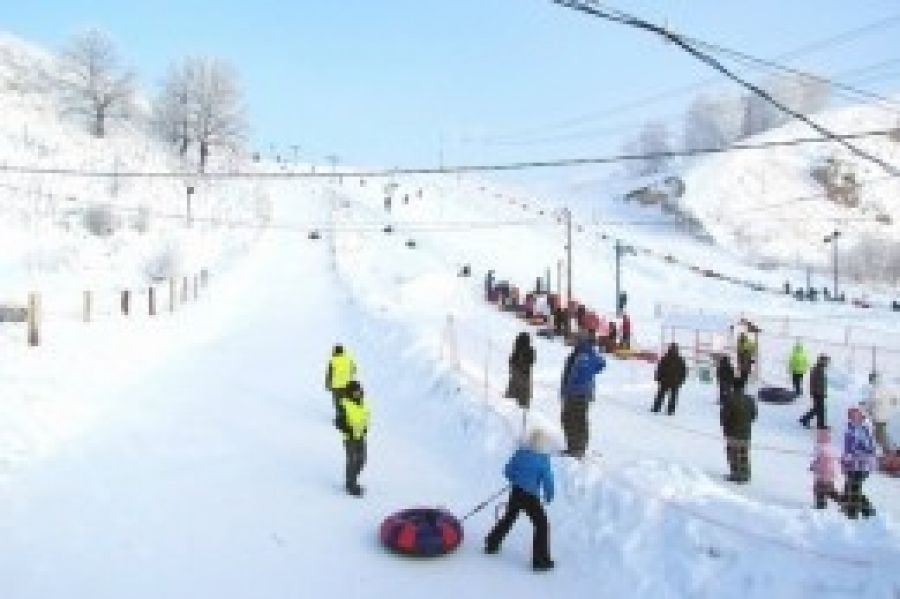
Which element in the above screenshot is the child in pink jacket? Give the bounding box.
[810,428,843,509]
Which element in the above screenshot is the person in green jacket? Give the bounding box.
[335,380,370,497]
[788,342,810,397]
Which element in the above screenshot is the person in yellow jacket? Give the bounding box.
[325,344,357,418]
[788,342,810,397]
[335,380,370,496]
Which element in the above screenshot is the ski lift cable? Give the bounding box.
[0,130,895,179]
[470,12,900,145]
[552,0,900,178]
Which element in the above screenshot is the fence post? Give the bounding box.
[149,287,156,316]
[200,268,208,287]
[121,290,130,316]
[169,278,176,312]
[193,275,198,300]
[181,277,188,303]
[27,292,40,347]
[83,290,92,323]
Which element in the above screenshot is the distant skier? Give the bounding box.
[334,380,370,497]
[787,342,810,397]
[620,312,632,350]
[325,344,357,419]
[735,332,756,390]
[715,355,735,404]
[720,380,757,483]
[800,354,829,430]
[841,407,876,519]
[505,332,535,411]
[651,343,687,415]
[809,428,842,510]
[559,334,606,457]
[484,428,555,572]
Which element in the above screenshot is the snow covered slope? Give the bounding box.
[2,32,900,599]
[0,32,269,304]
[681,104,900,269]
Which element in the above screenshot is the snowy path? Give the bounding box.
[1,197,594,598]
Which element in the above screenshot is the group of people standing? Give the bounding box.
[324,320,889,572]
[487,330,606,572]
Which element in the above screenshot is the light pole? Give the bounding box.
[186,185,195,228]
[823,230,841,300]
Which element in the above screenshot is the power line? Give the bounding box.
[552,0,900,177]
[468,12,900,145]
[0,129,894,179]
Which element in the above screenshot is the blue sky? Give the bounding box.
[5,1,900,170]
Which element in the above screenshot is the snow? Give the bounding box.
[2,32,900,599]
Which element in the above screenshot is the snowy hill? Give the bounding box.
[682,104,900,269]
[0,32,269,302]
[604,102,900,283]
[2,33,900,599]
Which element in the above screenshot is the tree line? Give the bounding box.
[622,75,831,177]
[56,29,245,172]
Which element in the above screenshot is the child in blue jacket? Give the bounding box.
[485,429,555,572]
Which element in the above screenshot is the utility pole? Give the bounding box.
[325,154,339,183]
[824,230,841,300]
[557,260,563,298]
[615,239,623,317]
[565,208,572,309]
[186,185,195,227]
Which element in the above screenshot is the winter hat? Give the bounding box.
[345,380,363,399]
[815,428,831,444]
[334,344,344,355]
[527,428,553,454]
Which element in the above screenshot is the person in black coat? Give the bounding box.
[651,343,687,415]
[800,354,829,430]
[716,355,735,404]
[720,381,757,483]
[505,332,535,410]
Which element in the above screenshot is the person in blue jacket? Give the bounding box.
[560,335,606,457]
[484,429,556,572]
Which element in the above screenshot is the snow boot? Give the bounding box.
[532,558,555,572]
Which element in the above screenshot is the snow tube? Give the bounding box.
[380,508,463,557]
[879,453,900,477]
[757,386,797,404]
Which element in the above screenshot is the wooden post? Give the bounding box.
[193,275,198,300]
[181,277,188,303]
[27,292,40,347]
[169,278,176,312]
[149,287,156,316]
[121,290,130,316]
[83,290,92,323]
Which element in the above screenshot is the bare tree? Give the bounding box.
[189,58,245,171]
[742,74,831,137]
[622,121,673,177]
[57,29,134,137]
[684,93,743,151]
[153,60,197,156]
